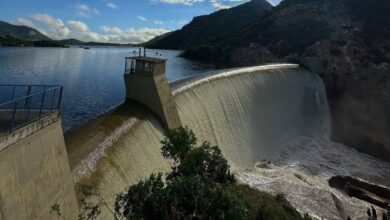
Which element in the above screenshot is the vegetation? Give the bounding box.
[0,20,50,41]
[0,34,66,47]
[50,203,62,216]
[178,0,390,68]
[349,0,390,41]
[0,35,31,47]
[144,0,272,50]
[79,127,312,220]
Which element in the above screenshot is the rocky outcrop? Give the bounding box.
[329,175,390,209]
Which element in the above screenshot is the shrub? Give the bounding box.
[114,127,245,219]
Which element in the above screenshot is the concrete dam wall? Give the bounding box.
[67,64,332,207]
[0,115,78,220]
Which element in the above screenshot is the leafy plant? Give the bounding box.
[50,203,61,216]
[113,127,245,219]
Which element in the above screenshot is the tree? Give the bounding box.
[113,127,246,219]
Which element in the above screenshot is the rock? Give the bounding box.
[329,175,390,209]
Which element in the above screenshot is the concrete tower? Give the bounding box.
[123,51,182,130]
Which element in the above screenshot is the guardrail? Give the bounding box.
[124,57,136,75]
[0,85,63,133]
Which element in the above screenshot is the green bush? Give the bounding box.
[113,127,245,219]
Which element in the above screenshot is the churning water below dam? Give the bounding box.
[66,64,390,220]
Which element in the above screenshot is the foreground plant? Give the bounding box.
[114,127,245,219]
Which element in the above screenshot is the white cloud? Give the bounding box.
[100,25,123,34]
[98,25,169,43]
[154,20,164,25]
[16,18,36,28]
[75,3,100,18]
[266,0,281,6]
[106,2,118,9]
[67,20,89,32]
[209,0,249,9]
[137,16,147,21]
[31,14,70,39]
[152,0,203,6]
[210,0,229,9]
[20,14,168,44]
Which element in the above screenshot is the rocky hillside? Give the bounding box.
[144,0,272,50]
[183,0,390,161]
[0,20,50,41]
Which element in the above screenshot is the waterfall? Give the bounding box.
[68,64,390,219]
[173,64,330,168]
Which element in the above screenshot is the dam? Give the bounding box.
[68,63,322,181]
[66,59,390,219]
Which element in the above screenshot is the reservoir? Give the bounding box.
[0,47,210,131]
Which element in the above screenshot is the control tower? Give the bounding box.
[123,49,182,130]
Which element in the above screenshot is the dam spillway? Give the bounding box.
[172,64,329,168]
[68,64,324,181]
[66,64,390,219]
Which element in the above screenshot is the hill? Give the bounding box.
[0,20,50,41]
[59,39,85,45]
[0,21,135,47]
[182,0,390,161]
[59,38,136,47]
[144,0,272,50]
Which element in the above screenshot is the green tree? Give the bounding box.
[113,127,246,219]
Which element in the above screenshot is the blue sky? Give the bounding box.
[0,0,280,43]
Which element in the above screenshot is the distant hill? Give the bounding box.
[0,20,50,41]
[59,38,136,47]
[0,21,136,47]
[59,39,85,45]
[144,0,272,50]
[182,0,390,161]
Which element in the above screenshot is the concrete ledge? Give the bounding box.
[0,112,60,152]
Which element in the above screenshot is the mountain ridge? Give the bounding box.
[144,0,272,50]
[0,20,50,41]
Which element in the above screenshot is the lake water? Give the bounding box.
[0,47,211,132]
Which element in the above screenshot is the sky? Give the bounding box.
[0,0,281,44]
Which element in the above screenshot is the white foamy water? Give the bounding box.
[72,118,138,182]
[70,64,390,219]
[237,136,390,220]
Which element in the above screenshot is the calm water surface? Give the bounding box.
[0,47,211,131]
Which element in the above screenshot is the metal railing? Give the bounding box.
[0,85,63,133]
[124,57,136,75]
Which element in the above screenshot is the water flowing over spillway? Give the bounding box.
[173,64,330,167]
[67,64,390,219]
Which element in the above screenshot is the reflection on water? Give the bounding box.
[0,47,210,131]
